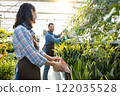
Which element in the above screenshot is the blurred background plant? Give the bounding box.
[0,29,16,80]
[43,29,48,37]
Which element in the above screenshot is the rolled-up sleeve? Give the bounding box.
[14,28,47,67]
[39,50,46,56]
[54,34,61,38]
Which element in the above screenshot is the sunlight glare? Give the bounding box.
[59,0,70,3]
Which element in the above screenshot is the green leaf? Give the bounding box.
[52,49,58,53]
[103,7,116,22]
[97,68,103,77]
[95,66,98,77]
[109,68,114,77]
[82,65,89,80]
[71,67,80,80]
[110,4,119,15]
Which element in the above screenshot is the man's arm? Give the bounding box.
[48,34,62,43]
[54,31,63,38]
[54,34,61,38]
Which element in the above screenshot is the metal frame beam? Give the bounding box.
[0,11,74,15]
[0,0,86,3]
[0,17,66,21]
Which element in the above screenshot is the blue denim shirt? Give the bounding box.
[43,32,62,53]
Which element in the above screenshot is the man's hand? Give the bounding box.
[64,32,67,36]
[60,31,63,36]
[61,32,67,39]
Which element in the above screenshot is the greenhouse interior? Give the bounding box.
[0,0,120,80]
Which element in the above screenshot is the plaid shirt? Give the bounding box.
[12,25,47,68]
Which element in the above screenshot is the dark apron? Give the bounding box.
[46,42,54,57]
[18,35,41,80]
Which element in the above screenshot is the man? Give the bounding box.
[43,23,66,80]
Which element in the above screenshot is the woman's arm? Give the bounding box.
[44,54,53,61]
[44,54,60,62]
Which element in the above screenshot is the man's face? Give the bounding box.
[48,25,54,32]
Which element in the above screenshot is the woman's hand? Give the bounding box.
[51,57,60,62]
[45,60,64,72]
[52,62,64,72]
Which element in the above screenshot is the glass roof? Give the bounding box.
[0,0,86,48]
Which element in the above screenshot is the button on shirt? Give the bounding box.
[12,25,47,69]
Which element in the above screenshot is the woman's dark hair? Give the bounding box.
[13,3,35,29]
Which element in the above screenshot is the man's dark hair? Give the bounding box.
[48,23,54,27]
[13,3,35,29]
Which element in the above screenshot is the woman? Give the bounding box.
[13,3,64,80]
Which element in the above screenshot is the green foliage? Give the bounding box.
[0,29,15,80]
[0,54,16,80]
[55,0,120,80]
[54,42,120,80]
[54,42,84,67]
[0,29,13,38]
[43,29,48,37]
[69,0,119,40]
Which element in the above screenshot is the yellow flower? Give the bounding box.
[92,61,96,64]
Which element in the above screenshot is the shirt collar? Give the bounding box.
[48,31,53,35]
[22,22,35,36]
[22,22,30,29]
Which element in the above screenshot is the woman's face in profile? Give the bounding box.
[31,9,37,24]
